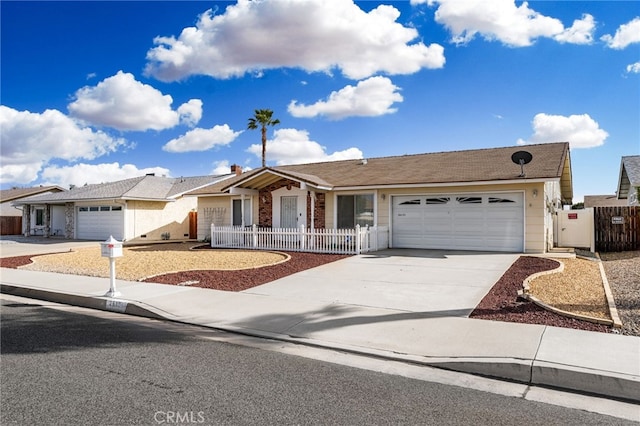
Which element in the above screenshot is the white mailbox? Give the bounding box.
[101,235,123,258]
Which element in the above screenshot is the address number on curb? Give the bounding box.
[105,299,128,313]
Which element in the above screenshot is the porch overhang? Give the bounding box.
[221,167,333,193]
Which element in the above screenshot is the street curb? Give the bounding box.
[0,284,170,321]
[2,284,638,404]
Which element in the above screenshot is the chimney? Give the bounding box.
[231,164,242,176]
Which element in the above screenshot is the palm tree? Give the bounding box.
[247,109,280,167]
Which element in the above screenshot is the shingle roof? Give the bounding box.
[13,174,233,204]
[0,186,65,202]
[584,195,627,208]
[617,155,640,199]
[189,142,572,197]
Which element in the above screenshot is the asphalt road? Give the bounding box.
[1,295,636,426]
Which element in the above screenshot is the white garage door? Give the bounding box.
[77,206,124,240]
[392,193,524,252]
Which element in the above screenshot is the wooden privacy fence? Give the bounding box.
[211,224,383,255]
[0,216,22,235]
[594,206,639,252]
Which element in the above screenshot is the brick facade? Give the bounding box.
[258,178,326,228]
[307,192,326,229]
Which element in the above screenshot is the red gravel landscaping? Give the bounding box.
[141,251,350,291]
[469,256,611,333]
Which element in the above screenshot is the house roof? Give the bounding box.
[189,142,573,201]
[0,186,65,203]
[13,174,233,205]
[617,155,640,199]
[584,195,627,208]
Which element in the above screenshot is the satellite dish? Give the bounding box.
[511,151,533,177]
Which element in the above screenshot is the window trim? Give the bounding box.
[335,192,375,229]
[34,208,44,226]
[231,197,252,227]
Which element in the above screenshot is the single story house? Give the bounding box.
[187,142,573,253]
[13,173,235,241]
[583,195,627,208]
[616,155,640,206]
[0,186,65,235]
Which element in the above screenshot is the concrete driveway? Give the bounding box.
[0,236,100,258]
[244,249,519,317]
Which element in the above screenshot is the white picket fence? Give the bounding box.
[210,224,383,254]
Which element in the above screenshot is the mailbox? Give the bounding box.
[101,235,123,258]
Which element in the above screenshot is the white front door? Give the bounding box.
[280,196,298,229]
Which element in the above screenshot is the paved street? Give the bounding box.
[2,295,635,426]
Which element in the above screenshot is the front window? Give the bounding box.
[35,208,44,226]
[337,194,374,229]
[232,198,252,226]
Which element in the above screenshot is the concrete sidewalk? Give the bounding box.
[1,266,638,404]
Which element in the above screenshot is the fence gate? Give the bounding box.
[556,209,594,250]
[594,206,639,252]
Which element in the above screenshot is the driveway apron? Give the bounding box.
[243,249,519,316]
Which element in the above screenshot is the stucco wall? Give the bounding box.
[0,201,23,216]
[125,197,196,241]
[196,197,232,240]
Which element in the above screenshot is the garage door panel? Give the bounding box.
[392,193,523,252]
[77,206,124,240]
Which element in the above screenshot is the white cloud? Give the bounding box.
[68,71,202,131]
[177,99,203,127]
[627,62,640,74]
[210,160,232,176]
[517,113,608,149]
[554,14,595,45]
[0,106,127,184]
[40,163,170,189]
[162,125,242,153]
[417,0,593,47]
[246,128,363,165]
[601,17,640,49]
[145,0,445,81]
[288,76,403,120]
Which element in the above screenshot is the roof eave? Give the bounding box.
[616,159,630,199]
[297,177,562,192]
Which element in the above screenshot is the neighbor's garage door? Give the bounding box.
[392,193,524,252]
[77,206,124,240]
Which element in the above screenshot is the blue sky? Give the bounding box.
[1,1,639,202]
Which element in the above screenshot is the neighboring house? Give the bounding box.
[617,155,640,206]
[187,142,573,254]
[0,186,65,235]
[583,195,627,208]
[13,173,236,241]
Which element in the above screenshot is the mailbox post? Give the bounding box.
[101,235,123,297]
